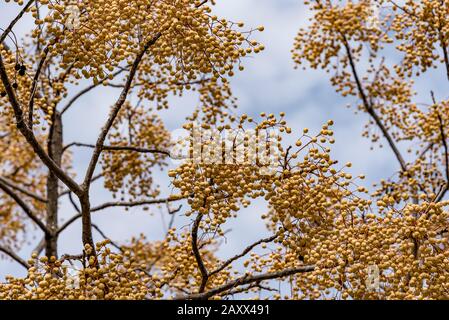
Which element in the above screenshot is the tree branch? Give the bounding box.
[0,54,83,196]
[436,110,449,202]
[223,282,278,296]
[28,45,49,128]
[91,196,183,212]
[57,196,182,235]
[68,192,81,213]
[92,224,122,252]
[0,246,29,269]
[33,237,46,256]
[0,0,34,44]
[440,36,449,82]
[59,174,103,198]
[177,265,315,300]
[342,36,407,172]
[418,142,434,160]
[82,32,162,191]
[196,0,209,8]
[209,235,277,278]
[0,176,47,203]
[74,32,163,257]
[63,142,170,157]
[60,68,127,115]
[192,212,209,293]
[0,178,50,234]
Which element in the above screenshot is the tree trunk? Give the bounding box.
[80,194,94,246]
[79,192,97,264]
[45,111,63,259]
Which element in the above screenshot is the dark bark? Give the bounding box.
[45,112,63,258]
[80,192,96,262]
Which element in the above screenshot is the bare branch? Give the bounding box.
[60,68,127,115]
[436,110,449,202]
[60,254,83,262]
[33,237,46,256]
[0,178,50,234]
[209,235,277,278]
[0,0,34,44]
[68,192,81,213]
[440,36,449,81]
[0,246,29,269]
[63,142,170,157]
[418,142,434,160]
[223,282,278,296]
[91,196,183,212]
[0,176,47,203]
[167,204,182,232]
[106,77,211,89]
[92,224,122,252]
[196,0,209,8]
[192,212,209,293]
[59,174,103,198]
[57,196,182,235]
[28,45,49,128]
[342,36,407,172]
[177,265,315,300]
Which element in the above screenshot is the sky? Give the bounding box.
[1,0,445,287]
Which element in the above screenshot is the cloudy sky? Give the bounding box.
[1,0,445,284]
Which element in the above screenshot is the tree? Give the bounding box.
[291,0,449,299]
[0,0,448,301]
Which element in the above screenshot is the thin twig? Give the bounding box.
[92,224,123,252]
[0,178,50,234]
[82,32,162,190]
[0,0,34,44]
[28,45,49,128]
[0,176,47,203]
[342,35,407,172]
[68,192,81,213]
[436,110,449,202]
[91,196,183,212]
[63,142,170,157]
[0,246,29,269]
[60,68,127,115]
[33,237,46,256]
[57,196,183,235]
[224,282,278,296]
[209,235,277,278]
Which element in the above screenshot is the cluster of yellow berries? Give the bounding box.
[289,0,449,299]
[390,0,449,77]
[0,241,157,300]
[25,0,264,122]
[0,234,233,299]
[168,114,307,234]
[290,199,449,300]
[3,0,449,301]
[102,103,172,202]
[123,231,232,297]
[0,45,59,127]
